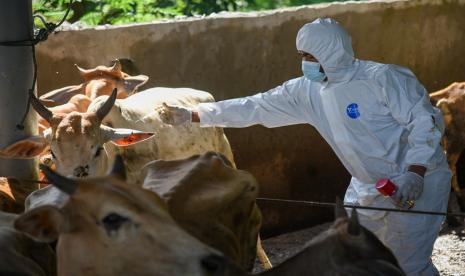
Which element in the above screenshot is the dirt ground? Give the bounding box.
[432,225,465,275]
[253,223,465,275]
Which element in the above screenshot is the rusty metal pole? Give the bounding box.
[0,0,38,182]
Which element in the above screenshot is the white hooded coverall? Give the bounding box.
[196,18,451,276]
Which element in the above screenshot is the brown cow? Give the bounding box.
[430,82,465,213]
[142,151,261,270]
[14,156,242,276]
[39,59,148,107]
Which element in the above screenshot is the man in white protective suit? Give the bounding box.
[161,18,451,276]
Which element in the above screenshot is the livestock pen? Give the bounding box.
[35,0,465,235]
[1,0,464,275]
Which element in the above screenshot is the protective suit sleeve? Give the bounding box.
[197,78,314,128]
[377,65,443,169]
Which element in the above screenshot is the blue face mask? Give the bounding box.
[302,61,326,82]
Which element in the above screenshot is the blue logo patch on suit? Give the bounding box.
[346,103,360,119]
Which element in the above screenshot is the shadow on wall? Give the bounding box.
[225,125,351,238]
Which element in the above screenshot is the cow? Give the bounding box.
[430,82,465,215]
[14,156,243,276]
[0,210,56,276]
[142,151,261,270]
[39,59,148,107]
[36,94,91,181]
[256,200,405,276]
[87,87,235,184]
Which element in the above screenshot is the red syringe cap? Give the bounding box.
[376,178,397,196]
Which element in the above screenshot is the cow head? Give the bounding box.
[0,89,154,178]
[14,157,240,276]
[324,199,400,268]
[76,59,148,99]
[39,59,149,107]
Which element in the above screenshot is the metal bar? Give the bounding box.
[0,0,38,184]
[256,198,465,218]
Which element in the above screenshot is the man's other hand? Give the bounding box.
[391,171,424,204]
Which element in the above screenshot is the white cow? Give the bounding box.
[88,87,234,184]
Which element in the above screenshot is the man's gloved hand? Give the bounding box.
[159,103,192,125]
[391,171,424,204]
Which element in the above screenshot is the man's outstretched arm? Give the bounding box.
[162,78,315,128]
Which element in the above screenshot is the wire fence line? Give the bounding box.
[256,197,465,218]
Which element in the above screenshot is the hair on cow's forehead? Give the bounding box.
[73,177,166,214]
[54,113,100,138]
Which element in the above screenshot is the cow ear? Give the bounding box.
[0,136,49,159]
[111,133,154,146]
[39,85,83,107]
[347,208,361,236]
[14,205,65,243]
[122,75,149,94]
[102,127,154,146]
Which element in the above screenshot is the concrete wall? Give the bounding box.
[36,0,465,236]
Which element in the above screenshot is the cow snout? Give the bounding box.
[200,254,226,274]
[74,165,89,178]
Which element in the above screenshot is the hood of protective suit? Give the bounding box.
[296,18,356,83]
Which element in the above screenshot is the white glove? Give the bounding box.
[159,103,192,125]
[391,171,424,204]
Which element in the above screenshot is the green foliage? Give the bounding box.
[32,0,354,26]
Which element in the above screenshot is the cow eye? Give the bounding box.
[95,147,104,157]
[102,213,129,233]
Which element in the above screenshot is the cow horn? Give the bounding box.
[39,164,78,195]
[75,64,91,76]
[30,92,53,123]
[110,155,126,180]
[96,88,117,121]
[334,197,348,218]
[347,208,361,236]
[110,59,122,72]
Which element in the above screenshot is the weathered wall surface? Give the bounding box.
[36,0,465,235]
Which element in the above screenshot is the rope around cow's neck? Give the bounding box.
[256,197,465,218]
